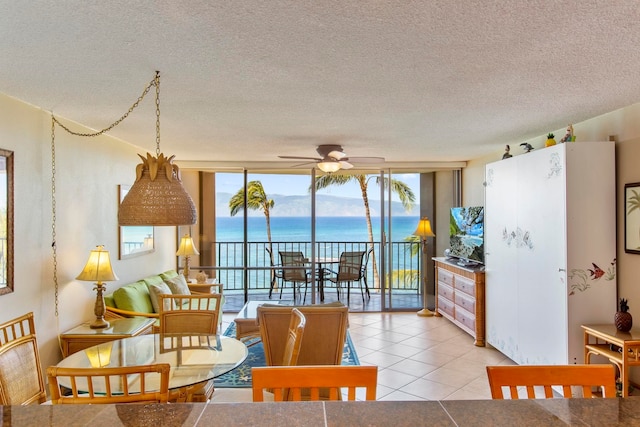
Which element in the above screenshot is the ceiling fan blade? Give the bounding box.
[339,161,354,169]
[328,150,347,160]
[278,155,322,161]
[291,161,317,168]
[344,156,385,163]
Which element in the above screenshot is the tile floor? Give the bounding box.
[221,310,515,401]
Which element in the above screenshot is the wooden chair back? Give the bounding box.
[47,364,171,404]
[486,364,617,399]
[0,312,46,405]
[258,306,310,367]
[257,304,348,366]
[280,308,306,366]
[158,293,222,335]
[252,365,378,401]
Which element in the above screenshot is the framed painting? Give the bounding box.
[0,149,13,296]
[118,185,155,259]
[625,182,640,254]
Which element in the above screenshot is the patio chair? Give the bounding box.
[265,247,284,298]
[0,312,47,405]
[47,363,171,404]
[278,251,312,303]
[326,251,369,304]
[486,364,617,399]
[252,365,378,401]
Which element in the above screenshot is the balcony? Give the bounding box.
[186,240,426,312]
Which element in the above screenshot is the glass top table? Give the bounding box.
[54,333,247,394]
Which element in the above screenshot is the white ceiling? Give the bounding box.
[2,1,640,170]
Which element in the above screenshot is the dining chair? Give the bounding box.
[158,293,222,335]
[209,308,306,403]
[486,364,617,399]
[251,365,378,401]
[265,247,284,298]
[256,303,348,366]
[278,251,311,303]
[326,251,368,304]
[47,363,171,404]
[0,312,47,405]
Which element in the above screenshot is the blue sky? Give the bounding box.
[215,172,420,202]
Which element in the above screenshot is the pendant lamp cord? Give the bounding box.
[49,71,160,317]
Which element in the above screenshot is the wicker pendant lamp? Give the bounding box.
[118,72,197,226]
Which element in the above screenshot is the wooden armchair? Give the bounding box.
[251,365,378,401]
[157,293,223,335]
[0,312,46,405]
[257,304,348,366]
[486,364,617,399]
[47,364,171,404]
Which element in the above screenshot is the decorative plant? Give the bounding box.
[615,298,633,332]
[545,133,556,147]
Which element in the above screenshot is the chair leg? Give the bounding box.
[359,280,365,303]
[363,276,371,298]
[269,273,276,298]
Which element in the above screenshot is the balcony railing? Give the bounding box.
[193,241,422,294]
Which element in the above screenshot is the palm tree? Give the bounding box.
[313,173,415,289]
[229,179,276,255]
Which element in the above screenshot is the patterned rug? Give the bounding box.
[214,322,360,388]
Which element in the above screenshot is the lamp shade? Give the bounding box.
[118,153,197,226]
[176,234,200,257]
[76,245,118,282]
[317,160,341,173]
[85,342,113,368]
[413,217,435,238]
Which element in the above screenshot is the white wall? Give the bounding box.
[462,102,640,373]
[0,93,175,369]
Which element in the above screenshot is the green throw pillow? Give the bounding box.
[159,270,179,281]
[112,281,154,313]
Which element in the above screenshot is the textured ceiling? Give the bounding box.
[2,1,640,170]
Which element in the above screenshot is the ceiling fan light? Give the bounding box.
[317,160,341,173]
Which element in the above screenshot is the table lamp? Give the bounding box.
[413,217,435,317]
[76,245,119,329]
[176,233,199,281]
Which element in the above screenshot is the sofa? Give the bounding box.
[104,269,223,330]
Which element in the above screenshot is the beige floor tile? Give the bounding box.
[400,377,459,400]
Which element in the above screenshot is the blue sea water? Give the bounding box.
[216,216,420,242]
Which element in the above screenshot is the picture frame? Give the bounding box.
[118,184,155,259]
[624,182,640,254]
[0,149,13,296]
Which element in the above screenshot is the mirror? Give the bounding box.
[0,149,13,295]
[118,185,154,259]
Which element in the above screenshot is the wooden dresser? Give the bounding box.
[433,257,486,346]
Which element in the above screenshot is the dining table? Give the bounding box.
[307,257,340,302]
[53,333,247,402]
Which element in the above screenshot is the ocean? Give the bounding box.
[216,216,420,242]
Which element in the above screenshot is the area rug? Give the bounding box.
[214,322,360,388]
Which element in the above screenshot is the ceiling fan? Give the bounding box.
[278,145,384,173]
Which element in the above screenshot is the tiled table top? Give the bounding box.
[3,398,640,426]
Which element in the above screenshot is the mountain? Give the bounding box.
[216,193,417,217]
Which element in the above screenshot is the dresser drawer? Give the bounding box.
[455,291,475,315]
[438,268,454,287]
[455,275,476,297]
[438,295,455,318]
[438,282,454,302]
[455,307,476,332]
